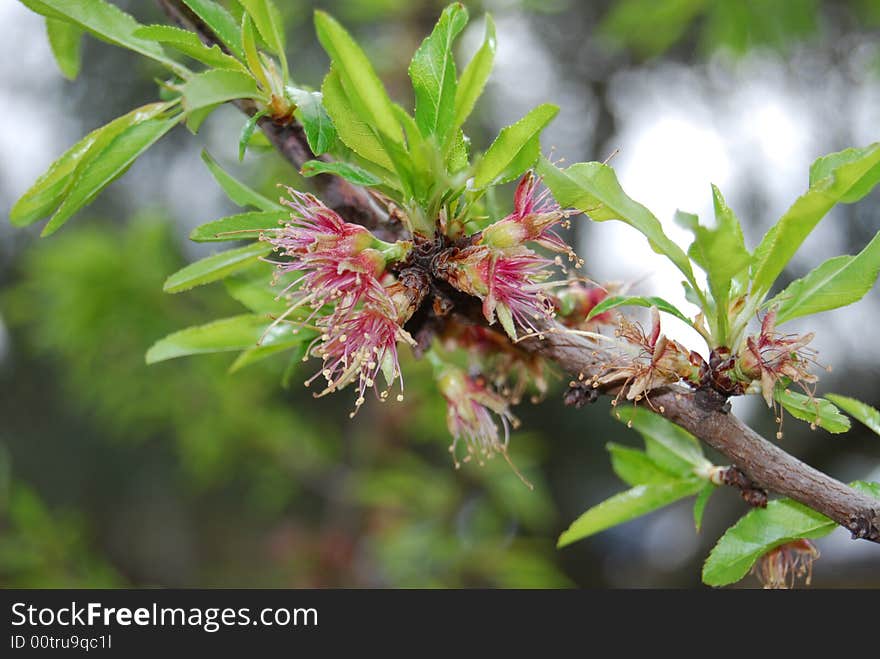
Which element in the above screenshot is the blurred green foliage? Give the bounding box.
[1,216,568,587]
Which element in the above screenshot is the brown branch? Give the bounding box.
[155,0,880,544]
[156,0,390,233]
[525,321,880,542]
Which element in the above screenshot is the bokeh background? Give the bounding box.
[1,0,879,588]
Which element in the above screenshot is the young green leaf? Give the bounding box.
[224,263,292,315]
[42,117,180,236]
[454,14,496,130]
[408,3,469,143]
[607,443,680,486]
[300,161,382,186]
[702,498,835,587]
[751,142,880,297]
[134,24,247,73]
[10,102,171,226]
[201,150,284,211]
[229,334,313,373]
[775,388,851,434]
[146,313,292,363]
[314,10,402,144]
[241,13,272,94]
[238,110,268,161]
[239,0,288,78]
[693,483,716,532]
[809,144,880,203]
[182,69,265,116]
[701,482,878,587]
[163,242,271,294]
[586,295,695,328]
[321,68,395,172]
[287,87,336,155]
[769,229,880,324]
[558,478,703,547]
[473,104,558,188]
[613,407,712,475]
[20,0,186,75]
[189,210,285,242]
[538,158,697,288]
[825,394,880,437]
[677,186,751,342]
[181,0,245,60]
[46,17,84,80]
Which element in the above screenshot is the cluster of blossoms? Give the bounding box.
[435,172,579,340]
[261,172,822,471]
[262,174,585,464]
[262,189,417,414]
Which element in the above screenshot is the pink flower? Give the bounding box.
[481,172,574,258]
[435,245,555,340]
[306,305,415,413]
[437,366,518,465]
[275,187,374,255]
[261,187,417,410]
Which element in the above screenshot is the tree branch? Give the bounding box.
[156,0,390,233]
[524,322,880,542]
[156,0,880,544]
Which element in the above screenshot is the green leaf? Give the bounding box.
[702,480,880,588]
[408,3,469,143]
[239,110,268,161]
[20,0,185,75]
[133,25,247,73]
[229,334,313,373]
[825,394,880,437]
[42,117,180,236]
[241,13,272,94]
[809,144,880,203]
[181,0,245,60]
[558,479,703,547]
[300,160,382,186]
[10,102,171,226]
[146,314,296,364]
[495,134,540,185]
[182,69,264,116]
[46,17,83,80]
[473,104,558,188]
[239,0,287,78]
[775,388,851,434]
[314,10,402,143]
[586,295,695,328]
[163,242,271,293]
[201,150,284,211]
[224,263,291,315]
[287,87,336,155]
[613,407,712,475]
[751,142,880,296]
[607,443,679,486]
[769,230,880,324]
[189,210,285,242]
[538,158,697,287]
[677,186,751,340]
[702,498,835,587]
[693,483,716,532]
[321,68,395,172]
[454,14,496,130]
